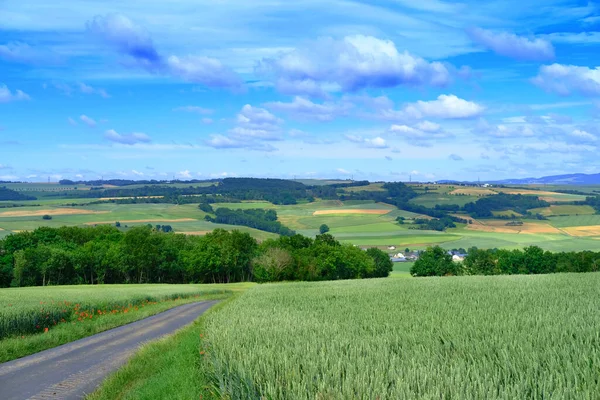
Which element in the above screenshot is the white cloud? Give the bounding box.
[201,118,213,124]
[173,106,213,115]
[78,82,110,98]
[264,96,352,121]
[415,121,441,132]
[257,35,451,96]
[87,14,241,88]
[104,129,152,145]
[80,115,97,127]
[570,129,597,142]
[532,64,600,96]
[404,94,484,119]
[344,134,388,149]
[178,170,192,178]
[0,84,30,103]
[467,27,555,61]
[336,168,351,175]
[449,153,463,161]
[67,117,78,126]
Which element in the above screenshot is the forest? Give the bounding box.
[411,245,600,277]
[0,187,37,201]
[204,207,296,236]
[0,226,391,287]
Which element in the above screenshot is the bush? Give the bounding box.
[42,215,52,220]
[319,224,330,234]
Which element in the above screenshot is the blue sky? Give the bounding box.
[2,0,600,182]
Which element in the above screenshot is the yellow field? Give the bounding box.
[0,209,109,217]
[466,220,563,235]
[449,188,497,195]
[84,218,197,225]
[98,196,165,201]
[562,225,600,237]
[312,209,391,216]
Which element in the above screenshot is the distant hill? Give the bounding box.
[490,173,600,185]
[439,173,600,186]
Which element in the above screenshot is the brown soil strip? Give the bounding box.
[181,231,211,236]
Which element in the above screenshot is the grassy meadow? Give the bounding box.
[0,283,248,362]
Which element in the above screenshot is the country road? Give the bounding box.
[0,301,218,400]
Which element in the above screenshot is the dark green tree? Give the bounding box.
[319,224,330,234]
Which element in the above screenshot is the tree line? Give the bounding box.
[0,226,392,287]
[411,245,600,277]
[203,207,296,236]
[0,187,37,201]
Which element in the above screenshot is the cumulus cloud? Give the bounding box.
[104,129,151,145]
[474,119,537,138]
[264,96,352,121]
[78,83,110,98]
[570,129,597,143]
[0,42,59,64]
[389,123,452,146]
[205,105,283,151]
[532,64,600,96]
[344,134,388,149]
[0,84,30,103]
[80,115,97,127]
[404,94,484,119]
[173,106,213,115]
[256,35,451,96]
[87,14,241,88]
[205,134,276,151]
[449,154,463,161]
[415,121,441,132]
[467,27,555,61]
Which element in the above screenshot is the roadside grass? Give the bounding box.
[202,274,600,398]
[0,283,250,362]
[86,296,242,400]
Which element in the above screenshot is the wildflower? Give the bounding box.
[44,328,48,333]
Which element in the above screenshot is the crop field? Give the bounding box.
[203,274,600,399]
[341,183,385,192]
[410,193,480,207]
[548,214,600,228]
[530,205,596,216]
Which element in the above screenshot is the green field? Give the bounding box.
[548,214,600,228]
[200,274,600,398]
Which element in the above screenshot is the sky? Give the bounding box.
[2,0,600,182]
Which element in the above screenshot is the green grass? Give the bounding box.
[410,193,480,207]
[0,283,249,362]
[201,274,600,399]
[549,214,600,228]
[342,183,385,192]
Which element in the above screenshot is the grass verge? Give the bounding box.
[86,297,238,400]
[0,291,231,363]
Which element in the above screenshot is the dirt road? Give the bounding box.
[0,301,218,400]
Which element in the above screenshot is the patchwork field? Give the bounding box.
[2,182,600,252]
[201,274,600,398]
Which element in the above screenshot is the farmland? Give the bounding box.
[1,180,600,253]
[190,274,600,399]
